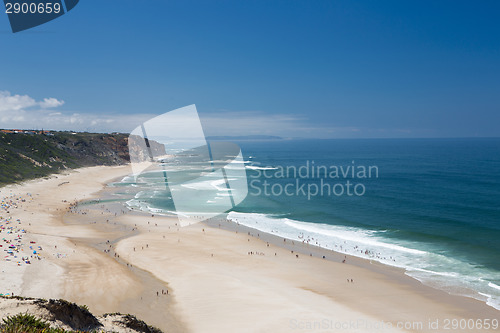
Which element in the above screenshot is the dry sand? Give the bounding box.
[0,166,185,332]
[115,215,500,333]
[1,166,499,332]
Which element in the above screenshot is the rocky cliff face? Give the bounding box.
[0,131,133,185]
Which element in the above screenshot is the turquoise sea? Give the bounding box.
[121,138,500,310]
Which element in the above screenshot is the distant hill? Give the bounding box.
[0,131,131,185]
[206,135,283,141]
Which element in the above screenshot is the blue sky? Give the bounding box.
[0,0,499,138]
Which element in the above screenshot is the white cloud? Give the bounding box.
[0,91,37,112]
[0,90,394,138]
[40,97,65,109]
[0,90,64,113]
[199,111,362,139]
[199,111,305,137]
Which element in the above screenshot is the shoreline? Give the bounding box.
[1,166,499,332]
[110,206,500,330]
[207,217,500,314]
[113,212,499,332]
[205,218,499,316]
[125,206,500,315]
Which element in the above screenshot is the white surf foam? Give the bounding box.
[226,211,500,311]
[245,165,278,170]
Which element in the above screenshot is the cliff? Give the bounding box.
[0,131,131,185]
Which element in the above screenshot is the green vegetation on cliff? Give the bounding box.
[0,131,130,185]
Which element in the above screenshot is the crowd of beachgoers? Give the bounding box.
[0,193,43,296]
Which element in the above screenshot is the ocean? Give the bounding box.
[120,138,500,310]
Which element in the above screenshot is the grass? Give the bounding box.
[1,313,67,333]
[0,299,164,333]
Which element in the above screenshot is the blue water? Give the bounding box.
[123,138,500,310]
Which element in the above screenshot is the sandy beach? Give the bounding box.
[1,166,499,332]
